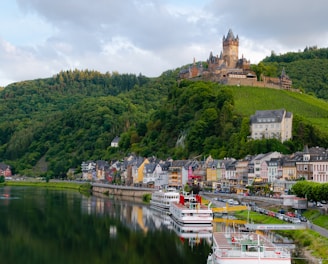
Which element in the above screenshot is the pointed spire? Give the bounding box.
[281,67,286,77]
[226,29,235,40]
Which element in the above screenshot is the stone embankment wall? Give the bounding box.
[92,183,154,198]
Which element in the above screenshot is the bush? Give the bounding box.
[142,193,151,203]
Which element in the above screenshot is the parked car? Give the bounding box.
[227,199,239,205]
[267,211,275,217]
[286,212,296,218]
[291,218,301,224]
[278,208,285,214]
[252,206,260,213]
[276,213,284,220]
[298,216,307,222]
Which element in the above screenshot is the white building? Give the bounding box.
[251,152,282,182]
[143,162,169,188]
[111,136,120,147]
[81,161,96,180]
[250,109,293,142]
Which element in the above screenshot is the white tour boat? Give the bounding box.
[169,193,213,227]
[150,187,180,211]
[207,232,291,264]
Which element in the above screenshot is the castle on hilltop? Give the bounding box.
[179,29,292,90]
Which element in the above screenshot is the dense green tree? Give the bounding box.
[1,57,328,177]
[291,180,328,203]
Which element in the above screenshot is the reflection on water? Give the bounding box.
[170,219,212,250]
[0,186,210,264]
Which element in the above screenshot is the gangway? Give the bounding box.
[245,224,306,230]
[211,204,248,214]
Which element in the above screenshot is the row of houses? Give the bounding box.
[81,146,328,196]
[0,163,12,178]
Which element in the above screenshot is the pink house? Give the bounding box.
[0,163,12,177]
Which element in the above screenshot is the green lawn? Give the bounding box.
[4,180,92,192]
[226,86,328,131]
[235,209,328,262]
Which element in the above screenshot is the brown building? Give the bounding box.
[179,29,292,90]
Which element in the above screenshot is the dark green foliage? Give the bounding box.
[1,58,328,177]
[0,70,165,177]
[292,115,328,147]
[135,81,237,158]
[142,193,151,203]
[262,47,328,99]
[292,180,328,203]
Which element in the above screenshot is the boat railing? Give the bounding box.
[213,245,290,259]
[213,232,290,259]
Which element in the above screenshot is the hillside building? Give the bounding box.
[111,136,120,147]
[179,29,292,89]
[250,109,293,142]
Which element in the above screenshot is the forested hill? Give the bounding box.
[0,69,174,177]
[1,56,328,178]
[260,47,328,99]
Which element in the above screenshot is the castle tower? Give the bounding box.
[222,29,239,68]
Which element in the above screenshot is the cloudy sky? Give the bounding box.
[0,0,327,86]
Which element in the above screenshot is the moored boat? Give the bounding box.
[169,192,213,227]
[170,215,213,233]
[150,187,180,211]
[207,232,291,264]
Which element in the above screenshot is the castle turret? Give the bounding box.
[222,29,239,68]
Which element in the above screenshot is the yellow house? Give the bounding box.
[132,157,149,185]
[282,160,297,180]
[206,159,218,182]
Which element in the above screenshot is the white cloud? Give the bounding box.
[0,0,327,86]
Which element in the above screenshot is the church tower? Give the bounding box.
[222,29,239,68]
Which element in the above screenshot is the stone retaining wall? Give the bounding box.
[92,184,154,198]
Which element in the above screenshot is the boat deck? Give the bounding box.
[213,232,273,249]
[172,201,210,210]
[211,232,291,263]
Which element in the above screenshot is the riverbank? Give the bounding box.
[1,180,92,192]
[235,210,328,263]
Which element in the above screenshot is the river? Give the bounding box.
[0,186,210,264]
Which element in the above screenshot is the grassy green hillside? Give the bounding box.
[227,86,328,130]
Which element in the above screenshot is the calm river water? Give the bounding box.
[0,186,210,264]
